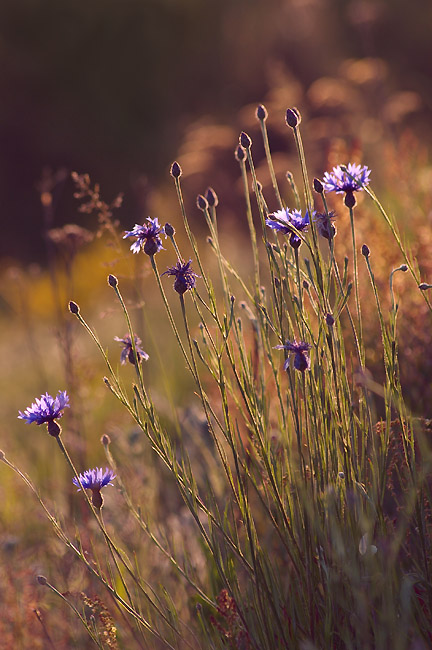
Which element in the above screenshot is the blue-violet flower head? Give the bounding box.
[162,259,199,294]
[314,210,337,240]
[266,208,313,249]
[73,467,116,509]
[323,163,371,195]
[114,334,149,365]
[123,217,164,256]
[18,391,70,436]
[73,467,116,491]
[274,340,312,372]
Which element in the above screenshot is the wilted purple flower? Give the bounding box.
[18,391,70,436]
[314,210,337,240]
[114,334,149,365]
[323,163,371,208]
[73,467,116,510]
[123,217,164,256]
[275,340,312,372]
[162,259,198,294]
[266,208,313,249]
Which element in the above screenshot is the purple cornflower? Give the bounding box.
[314,210,337,240]
[275,340,312,372]
[73,467,116,510]
[18,391,70,437]
[114,334,149,365]
[322,163,371,208]
[162,259,198,294]
[266,208,313,249]
[123,217,164,256]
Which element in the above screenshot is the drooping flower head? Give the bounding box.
[322,163,371,208]
[314,210,337,240]
[123,217,164,256]
[266,208,313,249]
[114,334,149,365]
[18,391,70,437]
[73,467,116,510]
[275,340,312,372]
[162,259,199,295]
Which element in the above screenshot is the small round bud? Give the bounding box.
[196,194,208,211]
[68,300,80,315]
[205,187,218,207]
[170,161,182,178]
[256,104,268,121]
[285,107,301,128]
[419,283,432,291]
[313,178,324,194]
[303,280,309,290]
[108,274,118,288]
[37,575,48,586]
[344,191,357,209]
[164,222,175,237]
[326,313,335,327]
[239,132,252,149]
[361,244,370,258]
[101,434,111,446]
[235,145,246,162]
[338,472,345,479]
[400,264,408,272]
[230,295,235,304]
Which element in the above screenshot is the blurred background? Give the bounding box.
[1,0,432,263]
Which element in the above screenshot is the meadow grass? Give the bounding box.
[1,105,432,649]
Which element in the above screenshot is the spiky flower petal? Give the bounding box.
[323,163,371,200]
[114,334,149,365]
[18,391,70,425]
[123,217,164,256]
[162,259,199,294]
[266,208,313,249]
[73,467,116,491]
[275,340,312,372]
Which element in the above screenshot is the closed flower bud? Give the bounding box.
[256,104,268,121]
[37,575,48,586]
[164,222,175,237]
[239,132,252,149]
[101,434,111,446]
[313,178,324,193]
[108,274,118,288]
[170,161,182,178]
[326,313,335,327]
[400,264,408,272]
[361,244,370,258]
[285,107,301,128]
[69,300,80,314]
[235,145,246,162]
[196,194,208,211]
[205,187,218,207]
[419,282,432,291]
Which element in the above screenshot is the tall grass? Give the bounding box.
[2,105,432,649]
